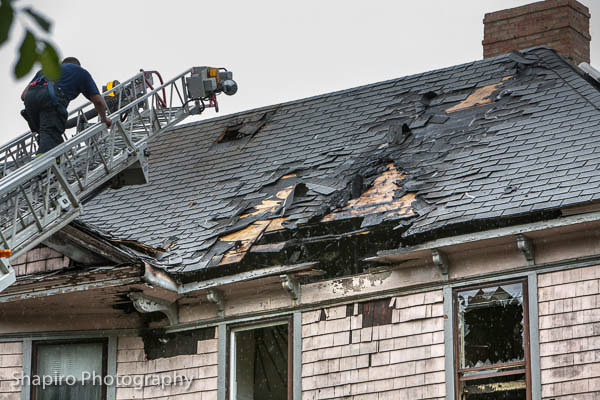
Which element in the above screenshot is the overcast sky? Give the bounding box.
[1,0,599,145]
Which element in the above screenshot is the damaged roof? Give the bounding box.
[80,46,600,278]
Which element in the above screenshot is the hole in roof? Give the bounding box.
[216,110,276,144]
[218,123,245,143]
[420,91,438,105]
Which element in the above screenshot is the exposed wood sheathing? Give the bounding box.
[240,186,294,218]
[218,186,294,265]
[218,221,271,265]
[266,217,287,232]
[322,164,415,222]
[445,76,512,113]
[214,163,417,273]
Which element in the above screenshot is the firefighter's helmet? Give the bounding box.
[102,80,120,97]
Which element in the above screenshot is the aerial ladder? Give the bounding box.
[0,66,238,292]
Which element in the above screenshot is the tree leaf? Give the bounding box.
[14,30,37,78]
[0,0,14,45]
[39,41,60,80]
[22,7,51,33]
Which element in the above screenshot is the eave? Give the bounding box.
[366,208,600,267]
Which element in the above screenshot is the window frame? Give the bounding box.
[226,316,293,400]
[452,277,532,400]
[31,338,109,400]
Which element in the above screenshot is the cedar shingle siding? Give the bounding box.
[0,342,22,400]
[116,336,218,400]
[301,291,445,399]
[538,265,600,398]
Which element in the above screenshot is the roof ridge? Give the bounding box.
[170,50,538,132]
[532,47,600,113]
[81,44,600,276]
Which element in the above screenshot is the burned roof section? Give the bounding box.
[80,47,600,278]
[215,110,276,145]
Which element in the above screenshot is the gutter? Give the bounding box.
[142,209,600,293]
[142,262,180,292]
[141,261,318,295]
[366,209,600,264]
[138,261,317,323]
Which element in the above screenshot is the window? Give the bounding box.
[229,319,292,400]
[32,340,107,400]
[453,279,531,400]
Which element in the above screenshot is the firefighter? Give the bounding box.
[20,57,112,155]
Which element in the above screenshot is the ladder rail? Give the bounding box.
[0,71,148,175]
[0,68,193,192]
[0,67,203,260]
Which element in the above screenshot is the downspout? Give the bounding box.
[142,261,181,293]
[133,262,182,325]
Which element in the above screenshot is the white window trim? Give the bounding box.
[229,320,289,400]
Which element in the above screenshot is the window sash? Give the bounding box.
[457,281,526,370]
[228,318,293,400]
[31,339,108,400]
[459,368,527,382]
[453,278,532,400]
[458,359,525,374]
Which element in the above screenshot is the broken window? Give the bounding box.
[454,279,530,400]
[229,320,291,400]
[32,340,107,400]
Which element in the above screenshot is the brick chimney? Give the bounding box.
[483,0,591,65]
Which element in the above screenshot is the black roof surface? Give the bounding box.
[80,47,600,277]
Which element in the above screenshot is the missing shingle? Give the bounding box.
[346,304,354,317]
[142,327,215,360]
[445,76,512,113]
[361,298,392,328]
[218,123,245,143]
[319,309,327,321]
[216,110,276,144]
[420,91,438,105]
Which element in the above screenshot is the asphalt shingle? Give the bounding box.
[79,47,600,273]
